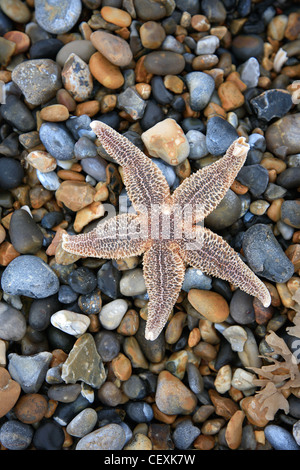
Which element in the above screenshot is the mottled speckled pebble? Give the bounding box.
[35,0,82,34]
[0,420,33,450]
[8,351,52,393]
[264,425,300,450]
[66,408,98,438]
[39,122,75,161]
[76,423,126,450]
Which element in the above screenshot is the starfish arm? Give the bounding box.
[62,213,150,259]
[143,242,186,341]
[180,226,271,308]
[90,121,171,213]
[171,137,249,223]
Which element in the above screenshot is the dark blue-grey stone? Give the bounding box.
[0,9,12,35]
[117,87,146,119]
[236,164,269,197]
[41,211,64,229]
[80,156,107,182]
[0,94,35,132]
[1,255,60,298]
[58,284,78,304]
[35,0,82,34]
[67,266,97,295]
[264,425,300,450]
[151,76,173,105]
[250,89,293,121]
[0,157,24,190]
[8,351,53,393]
[0,301,26,341]
[201,0,227,23]
[0,421,33,450]
[39,122,75,161]
[33,421,65,450]
[66,115,92,140]
[94,330,121,362]
[125,401,154,422]
[97,261,121,299]
[29,295,61,332]
[152,159,176,187]
[206,116,239,156]
[172,420,201,450]
[176,0,200,14]
[74,136,98,159]
[242,224,295,283]
[140,99,164,130]
[182,267,212,292]
[29,38,64,59]
[186,129,208,159]
[276,167,300,189]
[9,208,44,254]
[229,289,255,325]
[185,72,215,111]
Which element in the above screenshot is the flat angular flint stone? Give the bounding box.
[1,255,60,298]
[242,224,294,283]
[8,351,53,393]
[61,333,106,388]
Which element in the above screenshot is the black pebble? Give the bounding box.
[29,38,64,60]
[67,266,97,295]
[0,157,24,190]
[33,420,65,450]
[140,100,164,131]
[0,94,35,132]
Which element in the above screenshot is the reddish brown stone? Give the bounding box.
[14,393,48,424]
[0,368,21,418]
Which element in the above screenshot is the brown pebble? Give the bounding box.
[135,83,151,100]
[0,224,6,244]
[101,6,132,27]
[165,311,186,344]
[3,30,30,54]
[285,12,300,41]
[240,395,269,427]
[139,21,166,49]
[191,14,210,31]
[14,393,48,424]
[40,104,69,122]
[155,370,197,415]
[56,170,85,182]
[56,89,77,112]
[152,404,177,424]
[253,297,274,324]
[208,389,239,420]
[148,423,174,451]
[97,381,123,406]
[0,241,20,266]
[0,368,21,418]
[192,54,219,70]
[55,181,96,212]
[76,100,100,117]
[218,81,245,111]
[266,198,284,222]
[201,418,226,435]
[90,30,132,67]
[89,52,124,89]
[188,327,201,348]
[44,399,58,418]
[230,179,249,195]
[204,102,227,120]
[135,55,153,83]
[111,353,132,381]
[117,309,139,336]
[188,289,229,323]
[193,434,215,450]
[225,410,245,449]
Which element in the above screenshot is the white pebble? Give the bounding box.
[231,368,256,391]
[99,299,128,330]
[51,310,90,336]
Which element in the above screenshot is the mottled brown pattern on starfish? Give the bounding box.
[62,121,271,341]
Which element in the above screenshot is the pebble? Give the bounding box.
[0,367,21,418]
[14,393,48,424]
[264,425,300,451]
[201,0,226,23]
[1,94,35,132]
[281,201,300,229]
[66,408,98,438]
[0,157,24,190]
[140,20,166,49]
[9,208,43,254]
[99,298,128,330]
[76,423,126,450]
[185,71,215,111]
[225,410,245,450]
[124,433,152,450]
[32,420,65,450]
[30,38,64,60]
[51,310,90,337]
[0,301,26,341]
[231,34,264,61]
[39,122,75,161]
[276,167,300,189]
[265,113,300,158]
[206,116,239,156]
[144,51,185,75]
[155,370,197,415]
[172,419,201,450]
[61,333,106,388]
[251,89,293,121]
[90,30,133,67]
[67,267,97,295]
[117,87,147,120]
[35,0,82,34]
[8,351,52,393]
[28,295,61,332]
[239,57,260,88]
[141,118,190,165]
[214,364,232,394]
[126,401,154,423]
[56,180,96,211]
[61,54,93,102]
[12,59,62,106]
[236,164,269,197]
[1,255,60,298]
[242,224,295,283]
[196,35,220,55]
[0,420,33,450]
[89,51,124,89]
[186,130,208,160]
[229,289,255,325]
[97,261,121,299]
[120,268,146,296]
[188,289,229,323]
[101,6,132,27]
[56,40,96,68]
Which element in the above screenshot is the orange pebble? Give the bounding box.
[76,100,100,117]
[56,170,85,182]
[3,31,30,54]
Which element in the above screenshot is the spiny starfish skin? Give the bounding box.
[62,121,271,341]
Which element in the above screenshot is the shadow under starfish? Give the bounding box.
[62,121,271,341]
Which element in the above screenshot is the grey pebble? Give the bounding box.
[75,423,126,450]
[186,130,208,160]
[0,94,35,132]
[185,71,215,111]
[236,164,269,197]
[9,208,43,255]
[229,289,255,325]
[66,408,98,438]
[206,116,239,156]
[35,0,82,34]
[205,189,241,231]
[281,200,300,229]
[182,267,212,292]
[8,351,52,393]
[36,169,61,191]
[0,301,26,341]
[80,156,108,182]
[265,425,300,450]
[239,57,260,88]
[0,420,33,450]
[172,420,201,450]
[74,136,98,159]
[39,122,75,161]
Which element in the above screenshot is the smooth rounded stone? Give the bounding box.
[239,57,260,88]
[152,159,176,188]
[0,157,24,190]
[0,301,26,341]
[78,288,102,315]
[155,370,197,415]
[125,401,154,423]
[0,8,12,35]
[90,30,132,67]
[186,130,208,160]
[95,330,120,362]
[0,420,33,450]
[206,116,239,156]
[250,200,270,216]
[229,289,255,325]
[188,289,229,323]
[231,35,264,62]
[62,53,93,102]
[281,200,300,229]
[1,255,59,299]
[0,367,21,418]
[47,383,81,403]
[144,51,185,75]
[98,381,123,406]
[172,420,201,450]
[117,87,147,121]
[265,425,300,450]
[51,310,90,337]
[8,351,52,393]
[120,268,146,297]
[294,421,300,446]
[150,76,173,105]
[37,169,60,191]
[236,164,269,197]
[140,20,166,49]
[14,393,48,424]
[74,136,98,160]
[265,114,300,159]
[89,51,124,89]
[276,167,300,189]
[122,375,147,400]
[28,295,61,332]
[185,72,215,112]
[140,99,164,131]
[0,0,31,23]
[201,0,226,23]
[9,209,43,254]
[288,395,300,420]
[41,211,63,230]
[0,94,35,132]
[264,183,287,201]
[58,285,78,304]
[141,118,189,165]
[35,0,81,34]
[135,319,165,363]
[33,420,65,450]
[124,433,152,451]
[61,333,106,388]
[250,89,293,122]
[187,362,204,395]
[134,0,167,20]
[29,38,64,60]
[182,267,212,292]
[205,189,241,231]
[67,267,97,295]
[196,35,220,55]
[80,156,107,182]
[76,423,126,450]
[242,224,294,283]
[162,35,185,54]
[97,261,121,299]
[12,59,61,106]
[66,408,98,438]
[26,150,57,173]
[56,39,96,67]
[39,122,75,161]
[222,325,248,352]
[99,299,128,330]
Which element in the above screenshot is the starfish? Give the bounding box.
[62,121,271,341]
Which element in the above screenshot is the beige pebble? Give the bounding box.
[225,410,245,449]
[26,150,57,173]
[73,201,105,233]
[40,104,69,122]
[90,30,132,67]
[124,433,152,450]
[214,364,232,394]
[89,52,124,89]
[101,6,132,27]
[188,289,229,323]
[56,181,96,212]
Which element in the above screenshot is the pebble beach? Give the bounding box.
[0,0,300,453]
